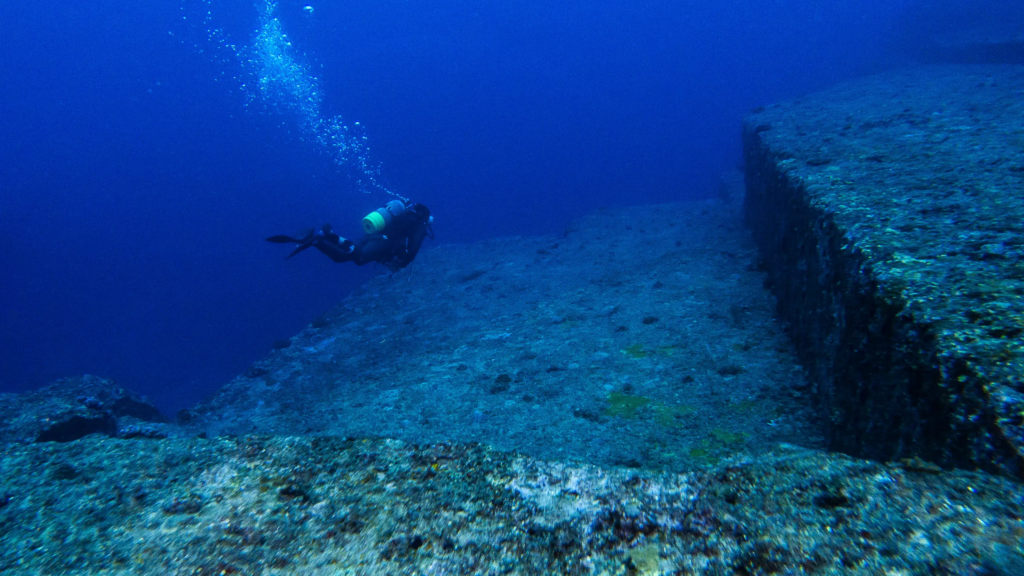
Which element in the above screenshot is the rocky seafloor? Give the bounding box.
[3,63,1024,573]
[2,432,1023,575]
[186,196,821,472]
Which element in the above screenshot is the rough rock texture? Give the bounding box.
[1,435,1022,575]
[743,65,1024,478]
[187,199,822,472]
[0,375,168,444]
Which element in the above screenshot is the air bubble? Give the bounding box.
[185,0,399,198]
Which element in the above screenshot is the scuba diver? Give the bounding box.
[267,200,433,272]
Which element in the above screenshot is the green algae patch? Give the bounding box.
[711,428,749,445]
[729,400,758,413]
[603,392,651,418]
[688,442,720,465]
[626,543,662,575]
[602,393,696,424]
[684,430,750,466]
[654,403,696,427]
[621,344,648,358]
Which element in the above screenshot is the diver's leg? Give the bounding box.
[314,235,355,263]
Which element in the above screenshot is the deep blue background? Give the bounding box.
[2,0,930,413]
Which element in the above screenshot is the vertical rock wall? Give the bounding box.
[742,66,1024,478]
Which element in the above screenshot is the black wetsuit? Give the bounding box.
[318,210,430,271]
[268,203,432,272]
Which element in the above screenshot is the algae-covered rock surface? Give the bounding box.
[744,65,1024,478]
[189,199,822,472]
[1,435,1023,575]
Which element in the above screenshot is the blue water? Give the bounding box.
[1,0,934,414]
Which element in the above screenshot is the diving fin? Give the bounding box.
[267,228,317,259]
[285,243,315,259]
[267,227,314,244]
[267,225,345,260]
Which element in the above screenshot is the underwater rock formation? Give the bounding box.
[0,374,167,444]
[1,435,1022,574]
[744,65,1024,479]
[5,63,1024,573]
[2,190,1022,572]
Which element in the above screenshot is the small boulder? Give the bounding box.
[0,375,167,444]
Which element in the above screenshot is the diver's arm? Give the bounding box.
[394,224,428,267]
[406,224,428,260]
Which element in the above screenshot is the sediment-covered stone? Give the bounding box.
[743,65,1024,478]
[1,435,1021,575]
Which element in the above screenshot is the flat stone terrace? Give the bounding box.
[743,65,1024,477]
[191,199,823,472]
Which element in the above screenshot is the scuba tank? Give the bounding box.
[362,200,407,234]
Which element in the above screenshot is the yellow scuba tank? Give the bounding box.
[362,200,407,234]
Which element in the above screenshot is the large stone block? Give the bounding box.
[743,65,1024,478]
